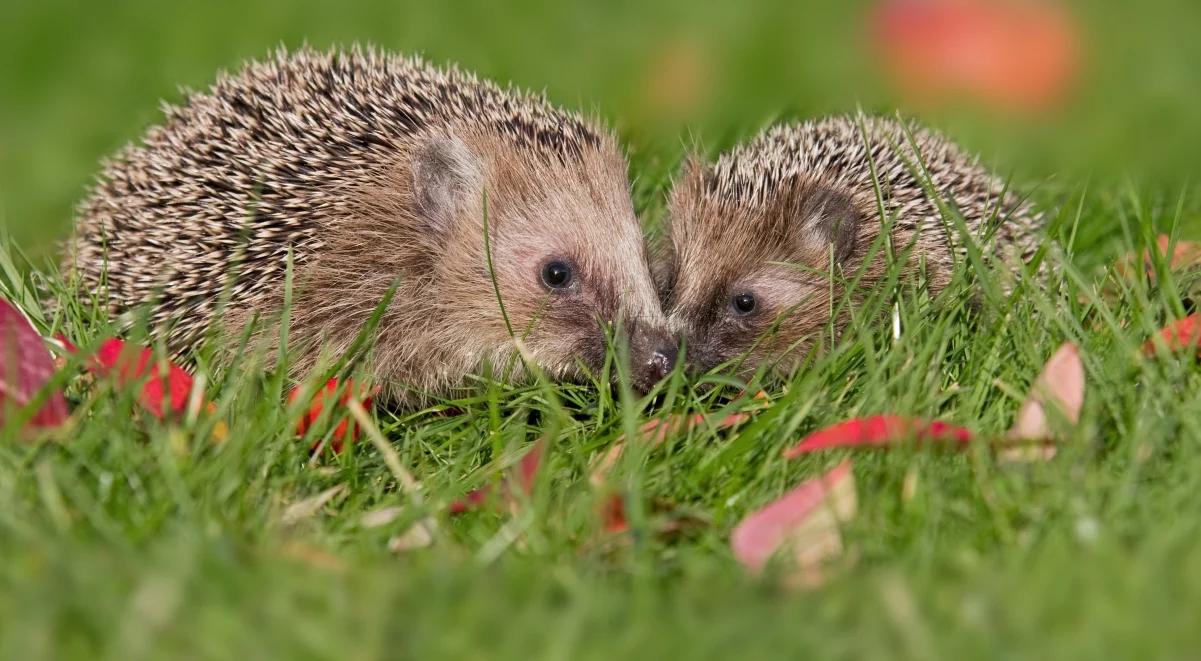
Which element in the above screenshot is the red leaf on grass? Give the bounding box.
[731,461,857,585]
[449,438,546,515]
[1007,342,1084,442]
[1143,314,1201,357]
[599,493,630,534]
[0,299,68,429]
[289,378,376,453]
[88,339,195,419]
[1116,234,1201,280]
[784,415,973,458]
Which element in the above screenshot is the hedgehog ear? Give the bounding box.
[411,133,482,233]
[796,184,863,265]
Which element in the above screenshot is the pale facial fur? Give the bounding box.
[656,158,877,378]
[281,127,675,403]
[656,116,1041,381]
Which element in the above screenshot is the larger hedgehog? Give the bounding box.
[655,114,1043,376]
[66,47,676,404]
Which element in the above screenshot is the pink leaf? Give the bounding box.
[784,415,973,457]
[731,461,857,583]
[0,299,68,430]
[1116,234,1201,280]
[1007,342,1084,443]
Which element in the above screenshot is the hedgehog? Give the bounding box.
[654,114,1043,377]
[65,46,677,405]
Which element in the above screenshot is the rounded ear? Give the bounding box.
[411,133,482,232]
[795,183,864,265]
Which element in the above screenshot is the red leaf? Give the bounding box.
[0,299,68,430]
[1116,234,1201,280]
[448,439,546,515]
[600,493,629,534]
[1143,314,1201,357]
[289,378,375,453]
[89,339,194,419]
[731,461,857,582]
[447,489,490,515]
[784,415,973,457]
[1007,342,1084,444]
[871,0,1080,113]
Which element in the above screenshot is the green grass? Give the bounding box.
[5,1,1201,659]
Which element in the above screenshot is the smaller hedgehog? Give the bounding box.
[655,114,1043,377]
[67,47,676,405]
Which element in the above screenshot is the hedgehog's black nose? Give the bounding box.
[631,341,678,394]
[647,344,678,382]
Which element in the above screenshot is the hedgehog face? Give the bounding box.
[657,160,867,379]
[418,131,676,393]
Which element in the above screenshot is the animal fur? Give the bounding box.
[66,46,674,404]
[656,114,1044,376]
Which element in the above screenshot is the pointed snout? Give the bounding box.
[630,333,679,394]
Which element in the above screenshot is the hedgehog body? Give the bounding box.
[657,114,1044,375]
[68,47,674,403]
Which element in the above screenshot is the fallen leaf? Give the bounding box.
[290,378,376,453]
[871,0,1080,113]
[1143,314,1201,357]
[279,484,348,525]
[88,339,195,419]
[360,506,406,529]
[599,493,629,534]
[0,299,68,430]
[387,519,436,552]
[1007,342,1084,442]
[784,415,973,457]
[1116,234,1201,280]
[448,438,546,515]
[730,461,857,587]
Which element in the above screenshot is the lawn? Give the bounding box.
[4,1,1201,659]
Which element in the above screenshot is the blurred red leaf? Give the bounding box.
[730,461,857,585]
[1116,234,1201,280]
[1143,314,1201,357]
[89,339,194,419]
[599,493,629,534]
[289,378,375,453]
[871,0,1080,113]
[784,415,973,457]
[1007,342,1084,443]
[449,438,546,515]
[0,299,68,430]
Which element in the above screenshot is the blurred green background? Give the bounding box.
[2,0,1200,258]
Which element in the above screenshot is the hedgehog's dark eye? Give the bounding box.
[731,292,757,315]
[541,260,574,290]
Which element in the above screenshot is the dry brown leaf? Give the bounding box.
[279,484,348,526]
